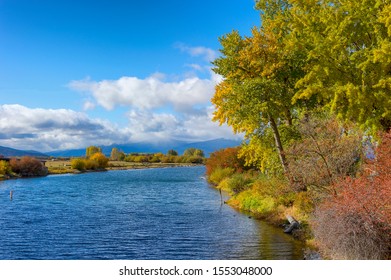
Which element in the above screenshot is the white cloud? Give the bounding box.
[69,74,215,112]
[83,100,96,111]
[0,104,130,151]
[175,43,218,62]
[124,107,240,144]
[0,104,239,152]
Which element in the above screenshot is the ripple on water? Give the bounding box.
[0,167,304,259]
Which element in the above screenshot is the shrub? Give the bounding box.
[84,159,99,170]
[209,167,235,185]
[287,115,363,193]
[312,132,391,259]
[9,157,48,177]
[0,160,12,176]
[90,152,109,168]
[224,173,254,195]
[230,189,277,217]
[206,147,247,177]
[71,158,86,171]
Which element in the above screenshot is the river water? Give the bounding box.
[0,166,304,259]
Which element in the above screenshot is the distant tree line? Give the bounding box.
[70,146,205,171]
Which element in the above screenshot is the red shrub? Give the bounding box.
[206,147,247,177]
[10,157,48,177]
[312,132,391,259]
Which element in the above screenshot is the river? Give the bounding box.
[0,166,304,259]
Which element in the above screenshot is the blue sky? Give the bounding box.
[0,0,260,152]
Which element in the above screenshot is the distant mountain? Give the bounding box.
[0,146,48,158]
[48,138,242,157]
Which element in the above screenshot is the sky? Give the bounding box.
[0,0,260,152]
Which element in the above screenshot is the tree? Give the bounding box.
[167,149,178,156]
[110,147,125,161]
[280,0,391,132]
[183,148,204,157]
[86,146,102,158]
[212,19,304,174]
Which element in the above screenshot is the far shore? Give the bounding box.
[46,160,203,176]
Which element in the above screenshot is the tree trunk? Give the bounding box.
[269,115,289,174]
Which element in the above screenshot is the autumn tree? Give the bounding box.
[110,147,125,161]
[183,148,204,157]
[212,17,305,174]
[167,149,178,156]
[86,146,102,159]
[272,0,391,132]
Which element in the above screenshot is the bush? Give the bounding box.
[230,189,277,217]
[312,132,391,259]
[10,157,48,177]
[0,160,12,176]
[71,158,86,171]
[84,159,99,170]
[90,152,109,168]
[224,173,254,195]
[209,167,235,185]
[287,115,362,193]
[206,147,247,177]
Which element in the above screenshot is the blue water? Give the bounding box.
[0,166,304,259]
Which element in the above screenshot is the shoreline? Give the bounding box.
[0,162,204,181]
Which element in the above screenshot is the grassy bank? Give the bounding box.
[45,160,201,175]
[214,171,315,244]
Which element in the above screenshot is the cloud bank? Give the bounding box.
[0,104,129,151]
[0,45,239,152]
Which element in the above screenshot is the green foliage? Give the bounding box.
[86,146,102,159]
[167,149,178,156]
[256,0,391,132]
[209,167,235,185]
[110,148,125,161]
[183,148,205,157]
[231,190,277,217]
[220,173,255,195]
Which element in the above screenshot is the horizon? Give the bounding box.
[0,0,257,152]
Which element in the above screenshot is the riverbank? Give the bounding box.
[46,160,202,175]
[213,178,320,259]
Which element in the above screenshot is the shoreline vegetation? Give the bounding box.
[0,146,206,180]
